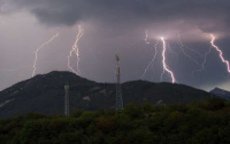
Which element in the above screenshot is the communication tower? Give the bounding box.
[115,54,124,111]
[64,84,70,116]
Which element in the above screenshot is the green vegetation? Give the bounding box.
[0,98,229,144]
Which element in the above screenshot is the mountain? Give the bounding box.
[210,88,230,100]
[0,71,212,117]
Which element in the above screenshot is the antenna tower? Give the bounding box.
[64,84,70,116]
[115,54,124,111]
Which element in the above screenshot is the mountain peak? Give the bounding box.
[32,71,81,80]
[210,87,229,93]
[210,87,230,100]
[29,71,95,86]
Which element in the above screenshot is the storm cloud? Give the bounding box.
[2,0,230,34]
[0,0,230,91]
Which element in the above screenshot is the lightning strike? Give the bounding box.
[68,25,84,75]
[32,32,59,77]
[176,34,203,58]
[141,41,159,79]
[210,34,230,73]
[176,35,201,66]
[160,37,176,83]
[193,46,212,74]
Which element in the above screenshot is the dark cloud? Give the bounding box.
[1,0,230,91]
[2,0,230,33]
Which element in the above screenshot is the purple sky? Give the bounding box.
[0,0,230,91]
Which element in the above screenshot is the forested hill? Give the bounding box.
[0,99,229,144]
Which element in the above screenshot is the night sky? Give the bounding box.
[0,0,230,91]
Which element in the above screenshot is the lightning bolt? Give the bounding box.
[160,37,176,83]
[32,32,59,77]
[141,30,159,79]
[68,25,84,75]
[141,41,159,79]
[210,34,230,73]
[176,34,201,66]
[176,34,203,58]
[193,46,212,74]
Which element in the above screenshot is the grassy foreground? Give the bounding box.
[0,98,229,144]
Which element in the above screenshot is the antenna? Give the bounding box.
[64,83,70,117]
[115,54,124,111]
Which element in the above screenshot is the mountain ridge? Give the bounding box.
[0,71,213,117]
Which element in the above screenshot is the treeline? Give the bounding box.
[0,98,229,144]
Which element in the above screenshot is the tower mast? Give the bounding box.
[115,54,124,111]
[64,84,70,117]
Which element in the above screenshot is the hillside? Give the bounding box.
[0,71,213,117]
[0,100,229,144]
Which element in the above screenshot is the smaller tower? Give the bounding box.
[115,54,124,111]
[64,84,70,117]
